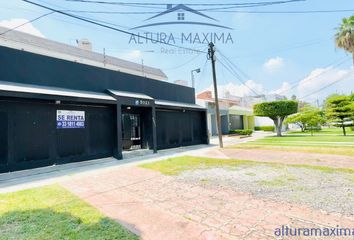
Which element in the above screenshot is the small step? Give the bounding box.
[122,149,154,159]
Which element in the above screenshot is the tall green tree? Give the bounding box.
[253,100,298,137]
[335,15,354,65]
[285,105,325,134]
[324,94,354,136]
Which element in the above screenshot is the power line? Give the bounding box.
[0,11,54,36]
[162,48,206,71]
[55,8,354,15]
[208,9,354,13]
[298,70,354,100]
[217,50,252,81]
[216,49,263,95]
[230,40,324,59]
[195,58,209,88]
[22,0,208,54]
[278,57,351,95]
[62,0,354,15]
[218,58,260,96]
[63,0,308,13]
[65,0,304,7]
[197,1,305,11]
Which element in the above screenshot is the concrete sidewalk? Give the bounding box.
[0,132,270,193]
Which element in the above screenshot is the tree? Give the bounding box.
[335,15,354,66]
[285,105,325,134]
[324,94,354,136]
[253,100,298,136]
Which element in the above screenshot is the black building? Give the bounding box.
[0,28,208,173]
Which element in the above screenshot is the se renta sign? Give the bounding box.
[56,110,85,129]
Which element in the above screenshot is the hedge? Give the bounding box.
[254,126,275,131]
[229,129,253,136]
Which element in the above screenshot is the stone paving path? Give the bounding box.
[61,165,354,240]
[190,148,354,169]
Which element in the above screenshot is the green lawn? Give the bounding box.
[232,133,354,156]
[286,127,353,135]
[140,156,354,175]
[254,135,354,143]
[0,185,138,240]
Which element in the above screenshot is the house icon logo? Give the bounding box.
[131,4,233,30]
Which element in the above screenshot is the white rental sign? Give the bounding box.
[56,110,85,129]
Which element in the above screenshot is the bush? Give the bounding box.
[254,126,275,131]
[229,129,253,136]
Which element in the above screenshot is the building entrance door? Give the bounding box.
[122,113,141,150]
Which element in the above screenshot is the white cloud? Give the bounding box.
[0,18,45,38]
[263,57,284,72]
[201,66,353,104]
[270,82,291,95]
[295,67,354,101]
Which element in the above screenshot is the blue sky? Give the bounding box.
[1,0,353,103]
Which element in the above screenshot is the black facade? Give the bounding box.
[0,46,195,103]
[156,109,207,149]
[0,45,208,173]
[0,97,115,173]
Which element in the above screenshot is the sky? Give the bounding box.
[0,0,353,105]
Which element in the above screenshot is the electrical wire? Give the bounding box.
[208,9,354,14]
[298,70,354,100]
[162,48,207,71]
[0,11,54,36]
[218,58,260,96]
[217,50,252,81]
[22,0,208,54]
[65,0,304,7]
[194,58,209,90]
[55,9,354,15]
[277,57,351,95]
[63,0,308,13]
[216,49,264,95]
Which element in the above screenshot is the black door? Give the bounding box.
[0,111,8,167]
[0,100,115,173]
[122,114,141,150]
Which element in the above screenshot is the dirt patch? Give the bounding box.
[177,165,354,216]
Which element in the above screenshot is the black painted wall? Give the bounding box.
[0,98,115,173]
[156,109,208,149]
[0,46,195,103]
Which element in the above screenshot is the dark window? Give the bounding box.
[177,12,185,20]
[230,115,244,130]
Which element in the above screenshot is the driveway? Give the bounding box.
[60,164,354,240]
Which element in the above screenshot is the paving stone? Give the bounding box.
[61,165,354,240]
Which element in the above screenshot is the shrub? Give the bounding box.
[229,129,253,136]
[254,126,275,131]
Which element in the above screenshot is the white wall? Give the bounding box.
[254,116,274,127]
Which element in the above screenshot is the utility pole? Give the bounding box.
[208,42,223,148]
